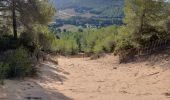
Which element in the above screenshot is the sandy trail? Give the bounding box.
[1,55,170,100]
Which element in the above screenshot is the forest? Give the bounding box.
[0,0,170,99]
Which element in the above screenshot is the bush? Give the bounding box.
[3,47,34,78]
[20,25,58,52]
[38,32,57,51]
[80,26,118,54]
[0,35,20,51]
[93,35,116,54]
[114,26,138,63]
[54,38,79,55]
[20,32,38,47]
[0,62,10,84]
[165,18,170,40]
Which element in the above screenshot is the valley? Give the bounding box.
[50,0,124,29]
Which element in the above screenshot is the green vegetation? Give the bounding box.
[0,0,55,81]
[116,0,170,62]
[51,0,170,61]
[3,47,33,78]
[50,26,118,55]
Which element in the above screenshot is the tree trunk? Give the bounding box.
[12,0,17,39]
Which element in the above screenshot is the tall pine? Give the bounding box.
[0,0,55,38]
[124,0,169,45]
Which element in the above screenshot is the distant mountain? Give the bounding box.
[52,0,123,9]
[52,0,124,17]
[50,0,124,27]
[51,0,73,9]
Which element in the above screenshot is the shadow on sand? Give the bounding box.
[0,61,73,100]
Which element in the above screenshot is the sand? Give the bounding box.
[0,54,170,100]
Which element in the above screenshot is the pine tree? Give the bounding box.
[124,0,169,44]
[0,0,55,38]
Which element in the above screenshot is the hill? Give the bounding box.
[53,0,123,8]
[50,0,124,28]
[52,0,124,17]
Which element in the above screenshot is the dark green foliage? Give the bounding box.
[63,29,67,32]
[0,0,56,81]
[0,62,10,84]
[78,28,83,32]
[166,19,170,33]
[20,25,58,52]
[0,0,55,38]
[3,47,33,78]
[0,35,20,51]
[20,32,38,47]
[114,0,170,62]
[123,0,169,45]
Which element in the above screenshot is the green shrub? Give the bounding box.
[0,35,20,51]
[4,47,33,78]
[113,26,138,63]
[114,26,135,53]
[20,25,58,52]
[93,35,116,54]
[93,43,104,54]
[80,26,118,54]
[54,38,79,55]
[166,20,170,33]
[20,32,38,47]
[0,62,10,84]
[38,32,57,51]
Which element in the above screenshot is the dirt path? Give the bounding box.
[1,55,170,100]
